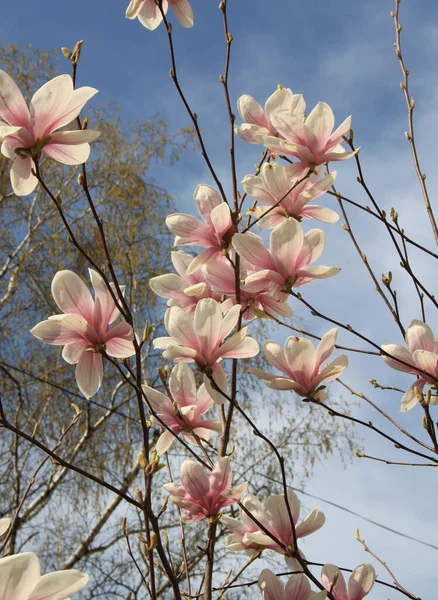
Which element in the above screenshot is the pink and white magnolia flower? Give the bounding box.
[149,250,222,314]
[0,71,100,196]
[381,320,438,411]
[153,299,259,404]
[258,570,326,600]
[163,457,247,523]
[321,563,376,600]
[206,259,293,321]
[222,490,325,555]
[232,219,340,297]
[125,0,194,30]
[255,102,355,169]
[235,86,305,144]
[0,517,10,537]
[166,184,234,274]
[30,269,135,398]
[0,552,88,600]
[250,329,348,401]
[142,363,221,454]
[243,162,339,227]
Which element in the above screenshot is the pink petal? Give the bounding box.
[305,102,334,145]
[400,381,426,412]
[284,336,316,389]
[48,86,98,133]
[51,270,94,320]
[30,315,90,345]
[328,115,352,145]
[166,213,215,247]
[210,202,232,239]
[29,570,89,600]
[258,569,285,600]
[264,340,291,375]
[270,219,304,277]
[406,319,435,353]
[75,352,103,398]
[298,229,326,267]
[104,336,135,358]
[186,247,219,275]
[194,298,223,357]
[295,508,325,538]
[10,156,38,196]
[137,0,167,30]
[301,205,339,223]
[321,564,349,600]
[43,130,100,165]
[285,574,312,600]
[315,328,338,368]
[210,456,232,495]
[169,363,196,405]
[204,364,228,405]
[237,95,270,129]
[170,0,194,27]
[30,74,74,138]
[126,0,145,18]
[89,269,121,325]
[232,231,276,270]
[348,564,376,600]
[156,431,177,455]
[0,553,41,600]
[0,70,30,128]
[381,343,417,375]
[235,123,271,144]
[180,460,210,499]
[193,184,222,224]
[270,110,317,148]
[62,339,88,364]
[166,306,197,347]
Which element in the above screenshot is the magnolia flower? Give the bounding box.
[232,218,340,297]
[163,457,247,523]
[0,71,99,196]
[126,0,194,30]
[235,86,305,144]
[142,363,221,454]
[30,269,135,398]
[149,250,221,313]
[255,102,355,169]
[381,320,438,411]
[243,162,338,227]
[166,184,234,274]
[0,552,88,600]
[153,299,259,404]
[0,517,10,536]
[222,490,325,555]
[321,563,376,600]
[250,329,348,401]
[206,259,292,321]
[258,570,326,600]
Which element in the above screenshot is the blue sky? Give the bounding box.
[3,1,438,598]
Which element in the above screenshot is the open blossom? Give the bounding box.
[0,517,10,536]
[381,320,438,411]
[206,259,292,321]
[163,457,247,523]
[222,490,325,555]
[255,102,355,169]
[232,218,340,297]
[166,184,234,274]
[153,299,259,404]
[0,71,100,196]
[321,563,376,600]
[235,86,305,144]
[250,329,348,401]
[243,162,339,227]
[142,363,221,454]
[30,270,135,398]
[149,250,221,314]
[258,570,326,600]
[0,552,88,600]
[126,0,194,30]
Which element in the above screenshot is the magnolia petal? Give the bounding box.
[270,218,304,277]
[301,205,339,223]
[204,364,228,405]
[219,333,259,360]
[165,345,198,363]
[166,306,197,347]
[295,508,325,538]
[166,213,213,247]
[299,229,326,267]
[0,518,10,536]
[400,381,426,412]
[186,247,218,275]
[170,0,194,27]
[237,95,270,129]
[169,363,196,405]
[266,489,300,534]
[235,123,271,144]
[328,115,352,145]
[126,0,144,18]
[52,271,93,319]
[264,378,305,392]
[62,339,88,364]
[211,202,232,239]
[381,343,417,374]
[406,320,435,353]
[315,328,338,366]
[194,298,223,355]
[348,563,376,600]
[48,86,98,133]
[0,70,30,128]
[75,352,103,398]
[156,431,177,455]
[265,340,290,375]
[30,75,74,138]
[0,553,41,600]
[29,569,89,600]
[194,184,222,223]
[104,335,135,358]
[180,460,210,499]
[10,156,38,196]
[321,564,348,600]
[0,125,23,143]
[233,231,276,270]
[412,349,438,379]
[210,456,232,494]
[305,102,335,143]
[285,574,312,600]
[258,569,285,600]
[44,135,96,165]
[313,355,348,386]
[30,314,89,345]
[137,0,166,30]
